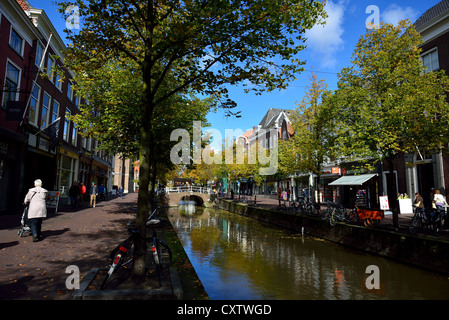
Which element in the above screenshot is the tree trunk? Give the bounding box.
[132,52,154,279]
[386,156,399,229]
[133,124,150,279]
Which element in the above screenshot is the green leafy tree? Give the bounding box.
[57,0,326,278]
[333,20,449,227]
[279,73,336,204]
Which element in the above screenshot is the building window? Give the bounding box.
[51,100,60,124]
[59,155,76,194]
[55,73,63,91]
[422,48,439,73]
[9,28,23,56]
[75,94,80,109]
[2,61,21,108]
[35,42,44,68]
[29,83,41,126]
[71,123,77,146]
[63,109,71,141]
[41,92,51,129]
[47,56,55,81]
[67,81,73,101]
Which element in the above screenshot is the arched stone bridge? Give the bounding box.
[159,186,212,207]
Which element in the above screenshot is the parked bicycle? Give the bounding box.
[322,202,357,226]
[298,198,319,216]
[285,200,300,214]
[409,206,446,234]
[101,208,172,290]
[276,202,288,212]
[239,195,249,204]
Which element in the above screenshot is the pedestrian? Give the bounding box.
[413,192,425,218]
[230,188,234,199]
[79,182,86,207]
[24,179,48,242]
[99,184,105,200]
[90,182,98,207]
[433,189,448,211]
[118,186,124,199]
[69,182,80,209]
[430,188,436,209]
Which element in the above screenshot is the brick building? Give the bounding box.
[409,0,449,205]
[0,0,113,214]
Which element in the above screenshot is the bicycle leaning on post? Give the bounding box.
[100,208,172,290]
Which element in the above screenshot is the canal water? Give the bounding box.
[168,204,449,300]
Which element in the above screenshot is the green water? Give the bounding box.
[168,206,449,300]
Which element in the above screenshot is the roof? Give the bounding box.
[414,0,449,29]
[242,129,253,138]
[258,108,291,128]
[328,174,378,186]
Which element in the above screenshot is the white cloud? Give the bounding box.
[305,0,346,69]
[381,4,420,26]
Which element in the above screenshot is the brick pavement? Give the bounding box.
[0,193,138,300]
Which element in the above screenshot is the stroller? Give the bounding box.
[18,204,31,237]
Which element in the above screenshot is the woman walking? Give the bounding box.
[24,179,48,242]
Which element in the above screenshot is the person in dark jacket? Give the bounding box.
[69,182,80,209]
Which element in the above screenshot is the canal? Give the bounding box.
[168,205,449,300]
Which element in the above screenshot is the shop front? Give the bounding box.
[57,146,79,201]
[91,157,110,191]
[0,129,26,214]
[328,173,379,209]
[24,134,57,198]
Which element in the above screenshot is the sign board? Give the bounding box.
[47,191,60,213]
[6,100,24,121]
[399,198,413,214]
[331,167,340,174]
[379,196,389,210]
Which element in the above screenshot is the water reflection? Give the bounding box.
[168,207,449,300]
[178,201,196,215]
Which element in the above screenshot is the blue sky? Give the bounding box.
[34,0,441,138]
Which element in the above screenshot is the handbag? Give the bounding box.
[23,192,36,215]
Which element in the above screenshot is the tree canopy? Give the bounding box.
[279,73,335,200]
[57,0,327,278]
[332,20,449,226]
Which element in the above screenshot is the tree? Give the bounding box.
[279,73,336,204]
[57,0,326,279]
[333,20,449,227]
[71,58,212,188]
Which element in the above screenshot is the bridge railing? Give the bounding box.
[158,186,211,194]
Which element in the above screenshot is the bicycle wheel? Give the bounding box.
[101,241,133,289]
[329,213,337,226]
[321,209,330,221]
[152,238,172,286]
[409,216,421,233]
[364,218,373,227]
[345,209,358,223]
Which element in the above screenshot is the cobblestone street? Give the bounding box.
[0,194,138,299]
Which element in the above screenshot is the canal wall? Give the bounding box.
[217,199,449,275]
